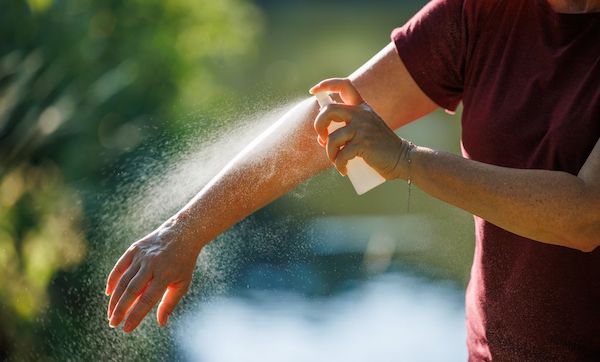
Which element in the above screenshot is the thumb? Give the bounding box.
[309,78,364,106]
[157,281,190,326]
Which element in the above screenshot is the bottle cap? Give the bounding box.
[314,92,333,108]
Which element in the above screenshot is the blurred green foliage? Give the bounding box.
[0,164,85,359]
[0,0,473,359]
[0,0,261,359]
[0,0,262,177]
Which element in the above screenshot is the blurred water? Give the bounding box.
[176,272,466,362]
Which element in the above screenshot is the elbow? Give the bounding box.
[561,195,600,253]
[576,214,600,253]
[550,215,600,253]
[576,241,598,253]
[576,238,599,253]
[564,225,600,253]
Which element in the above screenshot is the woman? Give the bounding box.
[106,0,599,359]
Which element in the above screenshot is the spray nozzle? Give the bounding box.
[314,92,333,108]
[312,92,386,195]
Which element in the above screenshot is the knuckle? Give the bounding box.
[129,243,141,254]
[113,282,126,296]
[144,256,156,267]
[127,313,140,325]
[113,305,125,318]
[132,253,143,264]
[139,294,154,307]
[134,260,152,283]
[327,145,337,160]
[126,311,142,326]
[335,151,346,166]
[125,281,140,295]
[121,288,134,302]
[112,284,124,297]
[121,283,138,299]
[114,264,125,274]
[110,298,121,312]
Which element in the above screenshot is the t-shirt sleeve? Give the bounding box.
[392,0,466,112]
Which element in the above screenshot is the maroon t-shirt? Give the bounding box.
[392,0,600,360]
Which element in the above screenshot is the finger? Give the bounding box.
[317,135,326,148]
[313,104,354,142]
[109,266,152,327]
[123,280,167,333]
[107,262,140,319]
[335,143,362,176]
[309,78,364,106]
[326,126,356,163]
[157,281,191,327]
[106,245,137,296]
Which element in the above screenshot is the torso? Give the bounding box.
[460,1,600,360]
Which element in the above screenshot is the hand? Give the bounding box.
[310,78,414,180]
[105,214,200,332]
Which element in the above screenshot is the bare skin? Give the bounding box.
[547,0,600,12]
[105,43,436,332]
[105,39,600,333]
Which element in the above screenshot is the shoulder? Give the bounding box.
[416,0,507,28]
[463,0,523,28]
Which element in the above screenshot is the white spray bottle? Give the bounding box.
[314,92,386,195]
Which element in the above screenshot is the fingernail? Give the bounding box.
[123,321,132,333]
[109,316,118,328]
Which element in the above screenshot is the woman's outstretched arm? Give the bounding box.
[104,42,437,333]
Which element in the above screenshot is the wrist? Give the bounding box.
[167,210,207,255]
[392,140,416,181]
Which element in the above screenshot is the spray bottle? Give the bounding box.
[314,92,386,195]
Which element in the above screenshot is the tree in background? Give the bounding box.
[0,0,261,359]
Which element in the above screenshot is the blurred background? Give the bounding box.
[0,0,474,360]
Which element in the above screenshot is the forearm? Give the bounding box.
[173,98,329,252]
[169,43,437,254]
[410,147,600,251]
[106,98,338,331]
